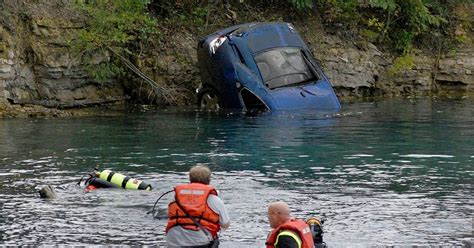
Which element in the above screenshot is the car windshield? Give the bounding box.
[255,48,317,89]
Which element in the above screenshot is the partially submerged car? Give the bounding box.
[196,22,341,113]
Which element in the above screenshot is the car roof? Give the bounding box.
[204,22,307,54]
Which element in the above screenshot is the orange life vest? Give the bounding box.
[166,183,221,237]
[266,219,315,248]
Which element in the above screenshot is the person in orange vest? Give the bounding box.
[166,165,230,248]
[266,201,315,248]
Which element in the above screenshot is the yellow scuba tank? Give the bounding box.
[98,169,152,190]
[306,217,325,246]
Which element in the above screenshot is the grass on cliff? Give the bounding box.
[71,0,159,82]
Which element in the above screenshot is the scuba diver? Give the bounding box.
[78,165,152,192]
[306,217,326,248]
[266,201,326,248]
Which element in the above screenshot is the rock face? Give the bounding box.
[0,1,125,109]
[310,35,474,99]
[435,49,474,93]
[0,1,472,113]
[316,37,389,98]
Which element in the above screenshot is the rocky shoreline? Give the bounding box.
[0,100,132,118]
[0,101,74,118]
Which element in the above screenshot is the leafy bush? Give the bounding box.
[388,54,415,75]
[72,0,158,82]
[288,0,314,9]
[282,0,461,54]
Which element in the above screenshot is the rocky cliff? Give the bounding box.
[0,1,473,116]
[0,1,125,116]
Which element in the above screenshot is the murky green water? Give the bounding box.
[0,99,473,247]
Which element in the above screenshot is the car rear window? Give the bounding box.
[255,48,318,89]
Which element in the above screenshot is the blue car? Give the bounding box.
[196,22,341,113]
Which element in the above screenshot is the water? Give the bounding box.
[0,99,473,247]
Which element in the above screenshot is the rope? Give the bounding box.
[108,48,177,104]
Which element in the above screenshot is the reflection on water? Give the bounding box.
[0,99,473,247]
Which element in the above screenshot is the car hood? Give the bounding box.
[266,81,341,111]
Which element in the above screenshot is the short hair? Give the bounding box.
[189,164,211,184]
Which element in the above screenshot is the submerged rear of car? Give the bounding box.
[196,22,341,113]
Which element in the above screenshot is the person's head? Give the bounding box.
[267,201,291,228]
[189,164,211,185]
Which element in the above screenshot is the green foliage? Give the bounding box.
[406,2,445,51]
[72,0,158,82]
[365,0,447,53]
[19,10,30,21]
[401,0,446,33]
[153,3,210,30]
[174,5,210,27]
[367,17,384,32]
[288,0,314,9]
[318,0,360,25]
[360,29,379,43]
[365,17,385,41]
[283,0,454,54]
[192,6,209,24]
[368,0,397,12]
[85,62,124,82]
[388,54,415,75]
[392,30,414,54]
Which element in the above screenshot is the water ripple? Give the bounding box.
[1,99,473,246]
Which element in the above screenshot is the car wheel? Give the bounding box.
[198,89,221,111]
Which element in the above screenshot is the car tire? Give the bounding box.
[198,88,221,111]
